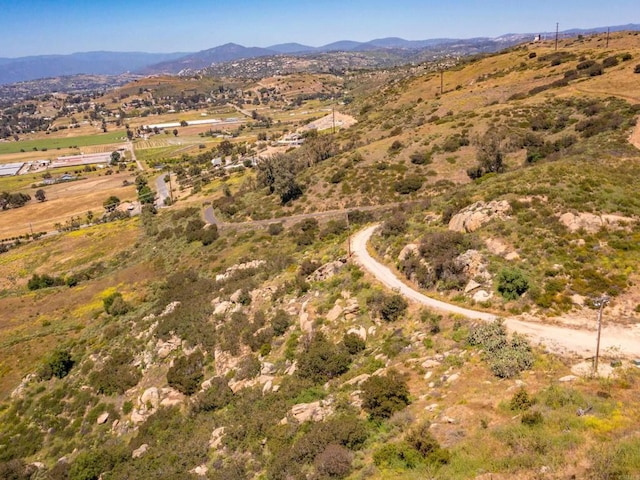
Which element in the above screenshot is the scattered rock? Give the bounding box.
[209,427,225,449]
[141,387,160,409]
[191,465,208,477]
[559,212,635,234]
[132,444,148,459]
[299,301,313,333]
[284,361,297,376]
[425,403,439,412]
[131,410,146,424]
[96,412,109,425]
[10,373,37,400]
[457,250,491,281]
[216,260,266,282]
[307,259,347,282]
[229,289,243,303]
[464,280,481,293]
[287,399,334,423]
[473,290,492,303]
[347,326,367,340]
[448,200,511,233]
[343,373,371,386]
[559,375,577,382]
[398,243,419,261]
[326,304,343,322]
[424,371,433,380]
[422,359,441,369]
[446,373,460,383]
[441,415,457,424]
[213,301,233,316]
[159,388,184,407]
[261,362,276,375]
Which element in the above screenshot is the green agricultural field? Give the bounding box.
[0,130,126,155]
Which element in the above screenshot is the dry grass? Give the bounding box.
[0,171,138,238]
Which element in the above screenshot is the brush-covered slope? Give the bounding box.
[1,31,640,480]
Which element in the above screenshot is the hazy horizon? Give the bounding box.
[0,0,638,58]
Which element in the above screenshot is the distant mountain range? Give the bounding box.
[1,23,638,85]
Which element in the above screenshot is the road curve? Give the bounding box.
[350,224,640,359]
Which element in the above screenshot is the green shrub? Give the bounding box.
[103,292,130,315]
[373,442,421,469]
[394,175,424,194]
[166,351,204,396]
[195,377,233,412]
[271,309,292,336]
[410,150,432,165]
[39,348,74,380]
[268,222,284,236]
[468,321,534,378]
[343,332,365,355]
[361,370,410,420]
[27,273,64,290]
[496,267,530,300]
[89,349,141,395]
[510,387,533,411]
[68,444,127,480]
[297,332,351,383]
[521,410,544,426]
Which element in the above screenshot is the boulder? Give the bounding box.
[307,259,347,282]
[96,412,109,425]
[299,301,313,333]
[209,427,225,449]
[347,326,367,340]
[326,304,343,322]
[464,280,481,293]
[449,200,511,233]
[141,387,160,409]
[132,444,148,459]
[398,243,420,261]
[473,290,492,303]
[191,465,208,477]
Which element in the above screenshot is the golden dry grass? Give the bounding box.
[0,172,138,238]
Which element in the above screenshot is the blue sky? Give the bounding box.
[0,0,637,57]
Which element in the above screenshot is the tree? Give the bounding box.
[103,196,120,212]
[496,268,530,300]
[361,370,410,420]
[110,151,121,165]
[167,351,204,395]
[35,189,46,202]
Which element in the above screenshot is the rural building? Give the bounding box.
[50,152,112,168]
[0,162,25,177]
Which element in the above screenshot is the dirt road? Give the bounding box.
[351,225,640,359]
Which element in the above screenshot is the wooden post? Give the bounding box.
[593,296,609,375]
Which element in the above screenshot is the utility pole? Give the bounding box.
[332,105,336,134]
[346,211,351,257]
[440,70,444,95]
[593,295,609,375]
[606,27,610,48]
[555,23,559,51]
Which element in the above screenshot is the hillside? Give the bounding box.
[0,30,640,479]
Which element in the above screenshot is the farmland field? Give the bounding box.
[0,172,138,239]
[0,130,126,155]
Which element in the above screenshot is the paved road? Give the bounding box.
[351,224,640,359]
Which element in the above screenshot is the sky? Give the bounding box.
[0,0,638,57]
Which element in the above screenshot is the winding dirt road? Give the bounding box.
[351,225,640,359]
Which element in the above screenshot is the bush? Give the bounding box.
[521,410,544,426]
[361,370,410,420]
[634,64,640,74]
[314,444,353,478]
[468,321,534,378]
[195,377,233,412]
[380,294,408,322]
[271,309,292,336]
[373,442,421,469]
[297,332,351,383]
[510,387,533,411]
[343,332,365,355]
[27,273,64,290]
[89,349,141,395]
[268,222,284,236]
[167,351,204,396]
[406,422,451,465]
[380,212,406,237]
[410,150,432,165]
[394,175,424,194]
[103,292,130,315]
[39,348,74,380]
[496,267,530,300]
[602,56,619,68]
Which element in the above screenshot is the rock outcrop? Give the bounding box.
[558,212,635,234]
[448,200,511,233]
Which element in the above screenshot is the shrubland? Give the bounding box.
[0,30,640,479]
